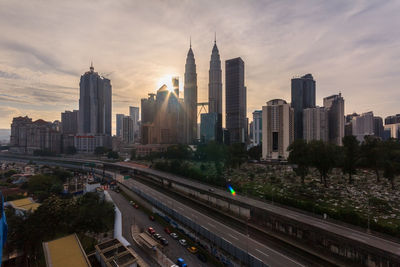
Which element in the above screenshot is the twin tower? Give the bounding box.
[184,36,222,143]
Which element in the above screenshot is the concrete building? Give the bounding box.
[116,114,124,137]
[208,37,223,142]
[78,63,112,137]
[95,239,138,267]
[200,113,219,143]
[351,111,374,142]
[122,116,134,144]
[252,110,262,146]
[226,57,246,144]
[61,110,78,135]
[384,114,400,125]
[303,107,329,142]
[10,117,61,154]
[262,99,294,160]
[373,116,384,139]
[323,93,345,146]
[184,42,198,144]
[291,74,316,140]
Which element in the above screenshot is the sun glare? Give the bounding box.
[157,75,174,91]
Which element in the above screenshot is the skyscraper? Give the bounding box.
[323,93,345,146]
[61,110,79,135]
[184,41,198,144]
[303,107,329,142]
[208,36,223,143]
[352,111,374,142]
[122,116,134,144]
[373,116,384,139]
[78,64,112,136]
[262,99,294,160]
[252,110,262,146]
[226,57,246,144]
[291,74,316,140]
[200,113,218,143]
[129,106,140,141]
[116,114,124,137]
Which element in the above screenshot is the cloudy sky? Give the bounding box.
[0,0,399,133]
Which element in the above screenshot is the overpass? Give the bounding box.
[1,154,400,266]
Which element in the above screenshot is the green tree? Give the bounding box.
[130,149,136,160]
[342,135,360,184]
[107,151,119,159]
[226,143,247,168]
[248,144,262,161]
[27,174,63,201]
[164,144,192,160]
[94,146,108,156]
[287,139,311,184]
[382,139,400,189]
[309,140,337,187]
[360,136,382,182]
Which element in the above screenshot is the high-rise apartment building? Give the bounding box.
[116,114,124,137]
[226,57,246,144]
[61,110,78,135]
[78,64,112,136]
[303,107,329,142]
[291,74,316,140]
[323,93,345,146]
[252,110,262,146]
[184,43,198,144]
[385,114,400,125]
[129,106,140,141]
[262,99,294,160]
[351,111,374,142]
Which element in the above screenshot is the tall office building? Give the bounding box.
[200,113,218,143]
[61,110,78,135]
[122,116,134,144]
[352,111,374,142]
[226,57,246,144]
[373,116,384,139]
[291,74,316,140]
[129,106,140,141]
[184,42,198,144]
[303,107,329,142]
[141,93,157,144]
[323,93,345,146]
[262,99,294,160]
[78,64,112,136]
[252,110,262,146]
[208,36,223,143]
[116,114,124,137]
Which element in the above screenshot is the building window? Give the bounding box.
[272,132,278,151]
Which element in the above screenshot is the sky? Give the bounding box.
[0,0,399,133]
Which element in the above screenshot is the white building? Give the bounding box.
[252,110,262,146]
[384,123,400,139]
[352,111,374,142]
[262,99,294,160]
[303,107,329,142]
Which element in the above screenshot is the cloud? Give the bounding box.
[0,0,399,131]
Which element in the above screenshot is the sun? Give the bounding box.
[157,75,174,91]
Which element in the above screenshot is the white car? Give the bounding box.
[178,239,187,246]
[170,233,178,239]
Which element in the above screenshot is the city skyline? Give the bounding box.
[0,1,400,132]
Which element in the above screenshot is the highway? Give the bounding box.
[117,162,400,257]
[123,178,306,267]
[108,189,204,267]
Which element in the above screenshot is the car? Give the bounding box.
[149,215,155,221]
[170,233,178,239]
[176,258,187,267]
[170,265,179,267]
[154,233,162,240]
[147,227,155,235]
[160,237,168,246]
[208,188,214,192]
[134,204,139,209]
[129,201,134,205]
[187,246,198,253]
[197,253,207,263]
[178,239,187,246]
[164,227,171,234]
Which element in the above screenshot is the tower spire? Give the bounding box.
[90,61,94,72]
[190,36,192,48]
[214,32,216,44]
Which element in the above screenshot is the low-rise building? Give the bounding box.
[95,239,138,267]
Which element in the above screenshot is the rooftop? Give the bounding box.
[42,234,91,267]
[8,197,40,212]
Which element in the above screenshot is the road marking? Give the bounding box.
[255,248,269,257]
[178,207,184,211]
[208,223,216,228]
[228,234,238,240]
[262,246,305,267]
